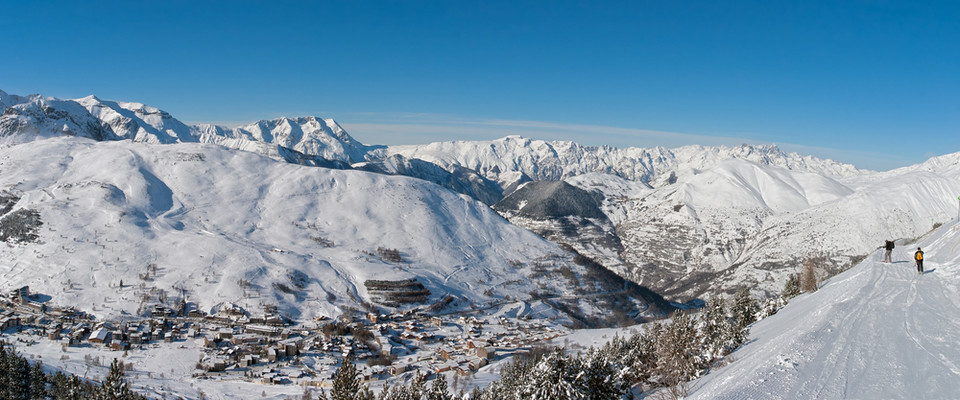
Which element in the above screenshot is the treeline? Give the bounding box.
[313,289,762,400]
[0,341,145,400]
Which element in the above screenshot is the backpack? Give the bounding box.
[886,240,895,250]
[915,251,924,261]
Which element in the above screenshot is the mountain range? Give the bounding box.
[3,89,959,311]
[0,90,671,325]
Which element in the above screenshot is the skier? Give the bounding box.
[883,240,895,263]
[915,247,924,274]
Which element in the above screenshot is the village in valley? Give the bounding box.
[0,283,571,392]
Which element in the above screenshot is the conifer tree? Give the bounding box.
[522,348,578,399]
[99,358,135,400]
[31,360,48,399]
[655,311,700,394]
[331,352,362,400]
[578,349,627,400]
[426,373,451,400]
[732,287,759,331]
[701,295,734,364]
[781,273,801,299]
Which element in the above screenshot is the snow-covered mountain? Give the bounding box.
[542,156,960,301]
[384,136,862,189]
[687,220,960,399]
[0,135,671,324]
[0,90,373,162]
[5,89,959,305]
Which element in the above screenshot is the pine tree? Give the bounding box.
[480,356,536,400]
[781,273,801,299]
[426,374,451,400]
[701,295,735,364]
[407,371,426,399]
[99,358,135,400]
[331,352,362,400]
[654,311,700,395]
[10,351,33,400]
[0,341,11,400]
[522,348,579,399]
[578,349,627,400]
[30,360,48,399]
[732,287,759,331]
[633,321,662,387]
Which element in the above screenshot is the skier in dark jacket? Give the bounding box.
[884,240,895,263]
[915,248,924,274]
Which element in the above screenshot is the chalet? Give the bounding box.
[389,364,408,376]
[215,328,234,341]
[475,346,494,360]
[47,328,61,341]
[438,349,451,361]
[0,315,19,330]
[60,336,81,347]
[435,361,458,374]
[267,348,281,363]
[239,355,259,368]
[231,334,262,346]
[151,305,171,318]
[245,324,281,337]
[205,358,227,372]
[198,334,214,348]
[264,315,284,326]
[88,327,110,344]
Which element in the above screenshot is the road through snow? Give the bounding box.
[689,223,960,399]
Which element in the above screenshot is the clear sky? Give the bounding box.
[2,1,959,171]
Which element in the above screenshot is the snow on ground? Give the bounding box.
[688,220,960,399]
[8,333,307,399]
[0,136,590,322]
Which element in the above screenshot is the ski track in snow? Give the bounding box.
[689,227,960,399]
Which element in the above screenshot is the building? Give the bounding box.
[88,327,110,344]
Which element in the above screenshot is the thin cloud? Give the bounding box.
[339,115,756,149]
[214,111,905,171]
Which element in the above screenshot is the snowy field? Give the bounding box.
[688,220,960,399]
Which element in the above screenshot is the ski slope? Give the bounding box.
[688,220,960,399]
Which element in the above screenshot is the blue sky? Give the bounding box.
[2,1,959,170]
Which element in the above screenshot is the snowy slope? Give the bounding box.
[560,155,960,301]
[688,220,960,399]
[0,136,668,323]
[9,88,960,305]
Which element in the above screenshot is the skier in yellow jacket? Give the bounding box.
[915,248,924,274]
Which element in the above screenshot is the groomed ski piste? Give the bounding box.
[688,219,960,399]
